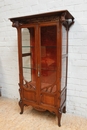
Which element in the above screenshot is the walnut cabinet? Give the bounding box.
[10,10,74,126]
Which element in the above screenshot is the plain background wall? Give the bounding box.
[0,0,87,118]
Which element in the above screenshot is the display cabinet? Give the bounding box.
[10,10,74,126]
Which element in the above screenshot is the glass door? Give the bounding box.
[39,24,57,105]
[21,27,37,101]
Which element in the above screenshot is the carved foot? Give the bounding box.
[56,109,62,127]
[58,113,62,127]
[58,120,61,127]
[63,106,66,113]
[19,100,24,114]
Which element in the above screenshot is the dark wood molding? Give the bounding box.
[12,21,19,28]
[60,12,74,30]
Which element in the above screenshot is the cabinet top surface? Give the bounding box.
[9,10,74,23]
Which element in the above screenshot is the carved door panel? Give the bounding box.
[38,24,58,106]
[21,26,38,102]
[21,23,58,106]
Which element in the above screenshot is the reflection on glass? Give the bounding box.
[22,28,36,89]
[61,58,66,90]
[40,25,57,93]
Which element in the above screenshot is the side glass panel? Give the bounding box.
[40,25,57,93]
[61,25,67,90]
[22,27,36,90]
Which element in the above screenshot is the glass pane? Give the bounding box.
[62,25,67,55]
[40,25,57,93]
[61,58,66,90]
[22,28,36,90]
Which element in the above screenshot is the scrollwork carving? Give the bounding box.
[12,21,19,28]
[41,81,56,93]
[18,15,59,24]
[23,78,36,90]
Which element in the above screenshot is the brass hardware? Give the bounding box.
[37,64,40,77]
[38,71,40,77]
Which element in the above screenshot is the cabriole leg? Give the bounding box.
[58,113,62,127]
[19,100,24,114]
[56,110,62,127]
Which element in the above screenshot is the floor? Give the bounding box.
[0,97,87,130]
